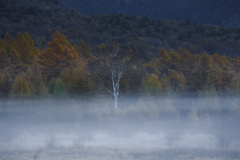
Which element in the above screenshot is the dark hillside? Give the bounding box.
[59,0,240,29]
[0,0,240,57]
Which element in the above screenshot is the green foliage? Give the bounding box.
[48,78,67,98]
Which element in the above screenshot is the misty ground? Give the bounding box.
[0,96,240,160]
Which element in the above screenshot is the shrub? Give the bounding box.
[12,75,30,96]
[48,78,67,98]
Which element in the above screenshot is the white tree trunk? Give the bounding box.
[102,45,130,109]
[103,64,126,109]
[114,94,118,109]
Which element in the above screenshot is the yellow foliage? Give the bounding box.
[159,76,169,92]
[158,48,171,65]
[201,52,213,69]
[178,46,187,55]
[73,44,82,60]
[4,33,14,45]
[169,70,186,91]
[148,74,160,88]
[80,40,91,58]
[0,46,22,70]
[25,59,47,95]
[0,49,9,69]
[169,49,180,64]
[221,54,231,67]
[159,48,167,57]
[142,74,160,93]
[98,43,106,50]
[13,76,30,96]
[61,60,91,94]
[188,46,196,54]
[14,32,38,65]
[212,53,224,66]
[1,33,15,52]
[39,31,79,79]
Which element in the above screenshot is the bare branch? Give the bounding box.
[103,84,113,95]
[96,43,138,109]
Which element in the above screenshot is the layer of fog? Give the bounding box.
[0,96,240,159]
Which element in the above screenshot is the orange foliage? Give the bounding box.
[212,53,225,66]
[14,32,39,65]
[39,31,79,80]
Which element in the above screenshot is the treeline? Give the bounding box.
[0,31,240,99]
[0,31,90,98]
[143,47,239,95]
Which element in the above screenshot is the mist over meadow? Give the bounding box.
[0,95,240,160]
[1,0,240,159]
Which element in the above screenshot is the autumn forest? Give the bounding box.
[0,30,240,99]
[0,0,240,99]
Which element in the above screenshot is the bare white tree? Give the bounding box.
[103,62,128,109]
[101,44,133,109]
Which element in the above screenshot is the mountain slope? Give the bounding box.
[0,0,240,57]
[59,0,240,29]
